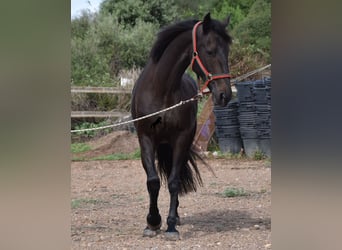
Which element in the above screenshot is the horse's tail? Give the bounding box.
[156,143,210,195]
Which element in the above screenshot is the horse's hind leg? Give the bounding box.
[165,141,189,240]
[176,198,181,225]
[139,135,162,237]
[165,178,181,240]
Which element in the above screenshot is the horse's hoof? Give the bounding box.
[164,231,180,241]
[143,227,160,237]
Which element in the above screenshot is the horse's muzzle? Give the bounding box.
[211,81,232,107]
[220,92,231,105]
[215,92,230,107]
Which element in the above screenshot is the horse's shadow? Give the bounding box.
[181,209,270,236]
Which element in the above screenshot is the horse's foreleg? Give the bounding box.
[143,177,162,237]
[146,176,161,231]
[139,135,161,237]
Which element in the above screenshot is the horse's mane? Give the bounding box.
[150,18,232,63]
[150,19,198,63]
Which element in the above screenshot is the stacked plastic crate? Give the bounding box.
[235,77,271,157]
[213,99,242,154]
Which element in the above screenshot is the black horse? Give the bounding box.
[131,13,232,240]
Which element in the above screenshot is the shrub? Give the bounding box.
[71,12,158,85]
[71,13,119,85]
[100,0,178,27]
[116,19,158,69]
[232,0,271,64]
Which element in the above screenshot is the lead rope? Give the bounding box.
[71,94,202,133]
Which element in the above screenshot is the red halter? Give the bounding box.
[190,21,232,93]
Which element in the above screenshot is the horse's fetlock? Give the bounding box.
[147,213,162,229]
[167,216,178,226]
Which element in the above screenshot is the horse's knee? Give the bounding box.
[147,177,160,193]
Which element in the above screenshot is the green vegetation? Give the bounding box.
[71,143,92,153]
[253,150,267,160]
[72,0,270,85]
[99,0,178,27]
[213,151,243,159]
[222,187,248,198]
[71,198,106,209]
[91,149,141,161]
[196,95,209,118]
[72,149,141,161]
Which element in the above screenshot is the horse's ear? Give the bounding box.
[223,14,231,28]
[203,12,211,34]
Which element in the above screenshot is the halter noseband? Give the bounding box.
[190,21,232,93]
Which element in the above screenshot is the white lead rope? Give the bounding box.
[71,96,200,133]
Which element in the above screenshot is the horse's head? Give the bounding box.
[191,13,232,107]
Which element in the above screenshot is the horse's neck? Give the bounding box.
[153,31,192,95]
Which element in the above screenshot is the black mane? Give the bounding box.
[150,19,198,63]
[150,18,232,63]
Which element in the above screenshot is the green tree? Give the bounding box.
[172,0,216,19]
[211,0,255,30]
[71,10,93,39]
[228,0,271,76]
[71,13,117,85]
[115,20,158,69]
[99,0,178,27]
[233,0,271,53]
[71,11,157,84]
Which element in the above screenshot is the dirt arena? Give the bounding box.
[71,132,271,249]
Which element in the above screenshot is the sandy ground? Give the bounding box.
[71,131,271,249]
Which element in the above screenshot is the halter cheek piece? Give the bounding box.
[190,21,232,93]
